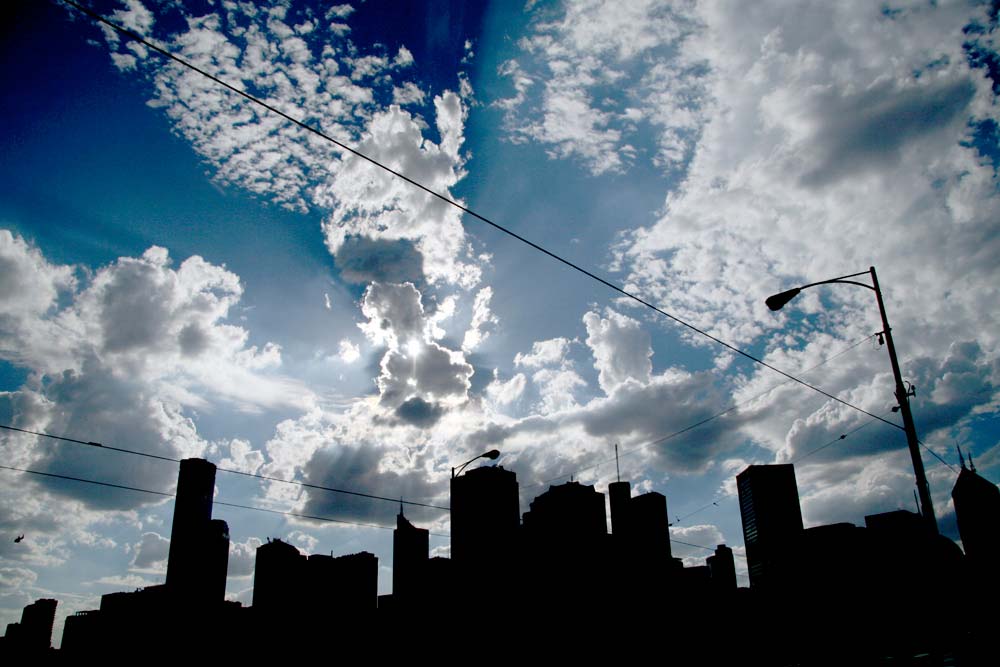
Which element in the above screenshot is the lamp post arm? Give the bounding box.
[868,267,937,534]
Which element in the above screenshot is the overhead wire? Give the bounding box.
[0,463,449,537]
[0,423,449,511]
[58,0,902,433]
[529,333,881,489]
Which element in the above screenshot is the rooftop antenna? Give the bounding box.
[969,452,977,473]
[957,445,967,470]
[615,443,621,483]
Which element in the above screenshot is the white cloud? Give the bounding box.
[462,286,499,351]
[316,92,480,287]
[0,234,311,511]
[393,81,426,106]
[129,532,169,572]
[338,339,361,363]
[514,337,572,368]
[498,0,706,175]
[583,308,652,394]
[227,537,262,578]
[485,372,527,407]
[218,438,265,475]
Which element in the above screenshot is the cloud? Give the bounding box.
[129,531,169,571]
[218,438,265,475]
[227,537,262,578]
[462,286,499,352]
[485,372,527,407]
[498,0,707,174]
[300,442,443,524]
[333,236,425,284]
[316,92,481,287]
[0,234,311,510]
[338,339,361,363]
[394,396,444,428]
[583,308,652,394]
[514,337,572,368]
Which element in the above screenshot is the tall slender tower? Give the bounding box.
[166,458,229,601]
[393,507,429,603]
[736,464,803,589]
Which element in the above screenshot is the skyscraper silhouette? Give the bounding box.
[450,465,519,571]
[736,464,803,589]
[952,451,1000,576]
[166,458,230,602]
[392,507,429,604]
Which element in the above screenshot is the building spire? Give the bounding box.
[615,443,621,483]
[957,444,967,471]
[969,453,977,473]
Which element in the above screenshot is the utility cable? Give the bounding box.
[0,463,448,536]
[530,333,881,489]
[0,423,449,511]
[59,0,901,432]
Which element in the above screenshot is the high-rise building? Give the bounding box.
[450,465,520,571]
[522,480,607,539]
[707,544,736,591]
[952,453,1000,576]
[166,458,229,601]
[393,508,429,603]
[736,464,803,589]
[252,538,305,612]
[4,598,58,652]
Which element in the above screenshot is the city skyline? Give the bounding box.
[2,0,1000,650]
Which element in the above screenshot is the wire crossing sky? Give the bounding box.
[2,0,998,646]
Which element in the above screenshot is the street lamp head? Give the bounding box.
[483,449,501,460]
[765,287,801,311]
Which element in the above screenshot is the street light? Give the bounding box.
[452,449,501,478]
[766,266,937,534]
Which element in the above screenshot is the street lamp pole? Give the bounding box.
[767,266,937,534]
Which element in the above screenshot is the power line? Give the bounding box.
[0,423,449,511]
[529,333,881,489]
[0,463,448,537]
[58,0,901,433]
[670,538,747,561]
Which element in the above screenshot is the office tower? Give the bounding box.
[6,598,57,651]
[166,458,229,601]
[252,538,305,612]
[629,491,672,561]
[707,544,736,591]
[736,464,804,589]
[393,508,429,602]
[608,479,632,536]
[450,465,520,570]
[522,480,607,539]
[952,453,1000,574]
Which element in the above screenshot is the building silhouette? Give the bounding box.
[166,458,230,602]
[450,465,520,572]
[952,450,1000,579]
[392,507,429,605]
[1,598,57,653]
[736,464,803,589]
[707,543,736,591]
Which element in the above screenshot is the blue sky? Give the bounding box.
[3,0,1000,646]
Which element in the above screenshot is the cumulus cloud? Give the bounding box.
[301,441,443,524]
[514,337,572,368]
[0,233,310,510]
[462,286,499,352]
[129,532,169,571]
[583,308,652,394]
[227,537,263,578]
[316,92,480,287]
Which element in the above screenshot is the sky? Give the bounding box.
[2,0,1000,646]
